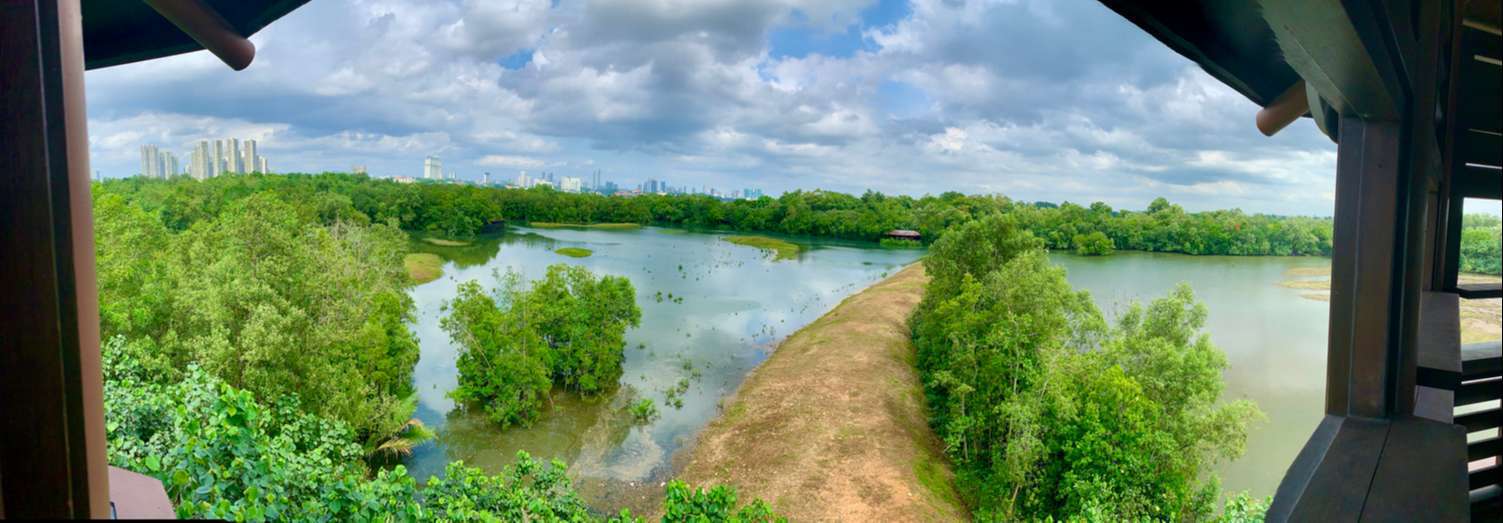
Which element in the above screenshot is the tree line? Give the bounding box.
[99,173,1503,274]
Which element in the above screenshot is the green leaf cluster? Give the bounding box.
[911,215,1264,521]
[1459,220,1501,275]
[442,265,642,427]
[1072,230,1114,256]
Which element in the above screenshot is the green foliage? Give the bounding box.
[911,219,1261,520]
[879,237,924,249]
[661,480,783,523]
[556,247,595,258]
[1459,216,1501,275]
[1073,230,1114,256]
[1216,493,1270,522]
[630,398,660,424]
[443,265,641,427]
[105,336,778,521]
[94,185,420,446]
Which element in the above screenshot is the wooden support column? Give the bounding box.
[0,0,109,517]
[1326,116,1407,418]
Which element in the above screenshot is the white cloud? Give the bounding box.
[476,154,547,168]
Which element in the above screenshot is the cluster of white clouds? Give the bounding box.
[84,0,1339,215]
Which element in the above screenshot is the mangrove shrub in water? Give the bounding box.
[443,264,641,427]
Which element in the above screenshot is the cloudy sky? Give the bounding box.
[84,0,1342,215]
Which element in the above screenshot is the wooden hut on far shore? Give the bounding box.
[884,229,921,241]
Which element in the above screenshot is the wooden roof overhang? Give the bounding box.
[82,0,309,70]
[1099,0,1500,520]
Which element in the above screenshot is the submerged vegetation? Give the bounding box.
[442,265,640,427]
[725,235,801,260]
[910,215,1263,520]
[555,246,594,258]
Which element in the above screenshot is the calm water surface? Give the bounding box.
[402,228,1329,508]
[1051,251,1330,499]
[402,226,921,509]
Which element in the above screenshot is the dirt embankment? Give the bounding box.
[676,264,966,522]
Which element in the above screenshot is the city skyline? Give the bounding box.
[140,137,272,179]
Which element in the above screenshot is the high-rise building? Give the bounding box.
[423,155,442,180]
[561,176,583,193]
[211,140,224,176]
[163,152,178,177]
[227,138,244,174]
[258,156,269,174]
[243,140,258,173]
[516,170,530,188]
[140,145,159,178]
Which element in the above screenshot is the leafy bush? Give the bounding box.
[1072,230,1114,256]
[662,480,783,522]
[1459,222,1501,275]
[631,398,660,424]
[443,265,641,427]
[911,218,1261,520]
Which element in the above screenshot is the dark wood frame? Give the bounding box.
[0,0,110,517]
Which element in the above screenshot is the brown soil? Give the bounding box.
[676,264,966,522]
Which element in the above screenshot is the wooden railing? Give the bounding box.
[1459,340,1502,520]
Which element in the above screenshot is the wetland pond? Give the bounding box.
[404,227,1338,510]
[403,226,922,511]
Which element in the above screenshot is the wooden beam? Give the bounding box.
[1261,0,1403,120]
[141,0,255,70]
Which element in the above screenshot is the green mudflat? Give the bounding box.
[404,253,443,283]
[724,235,800,261]
[555,247,593,258]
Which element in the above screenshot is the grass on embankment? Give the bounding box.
[528,222,642,230]
[404,253,443,284]
[554,247,593,258]
[1281,266,1501,343]
[724,235,800,261]
[677,264,967,521]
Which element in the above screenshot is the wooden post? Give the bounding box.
[0,0,109,517]
[1326,115,1406,418]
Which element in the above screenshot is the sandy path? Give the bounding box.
[676,264,966,522]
